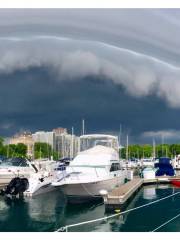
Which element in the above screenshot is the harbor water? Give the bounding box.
[0,184,180,232]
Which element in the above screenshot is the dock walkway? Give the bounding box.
[104,178,143,211]
[104,176,179,211]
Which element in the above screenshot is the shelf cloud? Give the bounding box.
[0,9,180,141]
[0,36,180,108]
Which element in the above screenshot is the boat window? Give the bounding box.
[110,163,121,172]
[80,137,118,151]
[54,165,66,171]
[0,157,29,167]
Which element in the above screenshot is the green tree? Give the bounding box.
[0,137,4,147]
[34,142,59,160]
[169,144,180,156]
[156,144,170,158]
[1,143,27,158]
[15,143,27,157]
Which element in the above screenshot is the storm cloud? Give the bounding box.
[0,36,180,108]
[0,9,180,143]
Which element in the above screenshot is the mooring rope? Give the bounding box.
[151,212,180,232]
[55,190,180,232]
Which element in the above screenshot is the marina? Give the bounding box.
[1,132,180,232]
[0,7,180,236]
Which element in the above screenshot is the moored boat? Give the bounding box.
[170,180,180,187]
[52,134,128,202]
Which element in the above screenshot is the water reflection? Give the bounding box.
[143,186,157,200]
[0,190,66,231]
[0,184,180,232]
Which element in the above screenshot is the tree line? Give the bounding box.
[0,137,60,160]
[120,144,180,159]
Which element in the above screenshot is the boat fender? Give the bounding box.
[115,209,121,213]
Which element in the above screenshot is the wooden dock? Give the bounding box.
[103,176,179,212]
[104,178,143,211]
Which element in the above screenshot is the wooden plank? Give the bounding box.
[109,178,142,197]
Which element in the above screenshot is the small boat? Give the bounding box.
[141,158,155,167]
[170,180,180,187]
[155,157,175,176]
[0,158,57,197]
[142,167,156,180]
[0,157,38,187]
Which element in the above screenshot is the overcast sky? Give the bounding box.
[1,9,180,144]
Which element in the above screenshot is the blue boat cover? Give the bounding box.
[155,157,174,176]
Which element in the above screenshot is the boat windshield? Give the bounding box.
[80,135,118,152]
[0,157,29,167]
[143,159,153,162]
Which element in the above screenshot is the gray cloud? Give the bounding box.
[0,37,180,108]
[142,130,180,141]
[1,9,180,141]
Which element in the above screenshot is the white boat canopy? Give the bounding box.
[70,145,119,167]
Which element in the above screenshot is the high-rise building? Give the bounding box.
[53,127,67,135]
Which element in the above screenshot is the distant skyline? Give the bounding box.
[1,9,180,144]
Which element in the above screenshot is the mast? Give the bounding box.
[7,144,9,158]
[119,124,122,159]
[161,134,164,157]
[46,135,50,160]
[71,127,74,159]
[82,119,85,135]
[62,135,64,158]
[153,138,156,159]
[40,144,41,160]
[126,135,129,161]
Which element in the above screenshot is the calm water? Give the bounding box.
[0,185,180,232]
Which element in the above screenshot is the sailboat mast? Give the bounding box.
[161,134,164,156]
[153,138,156,159]
[119,124,122,159]
[126,135,129,161]
[71,127,74,159]
[82,119,85,135]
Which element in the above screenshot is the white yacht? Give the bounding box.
[24,160,56,197]
[0,157,56,197]
[0,157,37,186]
[52,134,127,202]
[141,158,155,167]
[172,155,180,169]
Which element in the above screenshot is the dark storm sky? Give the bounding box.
[1,9,180,144]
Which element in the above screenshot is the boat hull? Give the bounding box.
[0,173,30,186]
[171,180,180,187]
[61,175,125,203]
